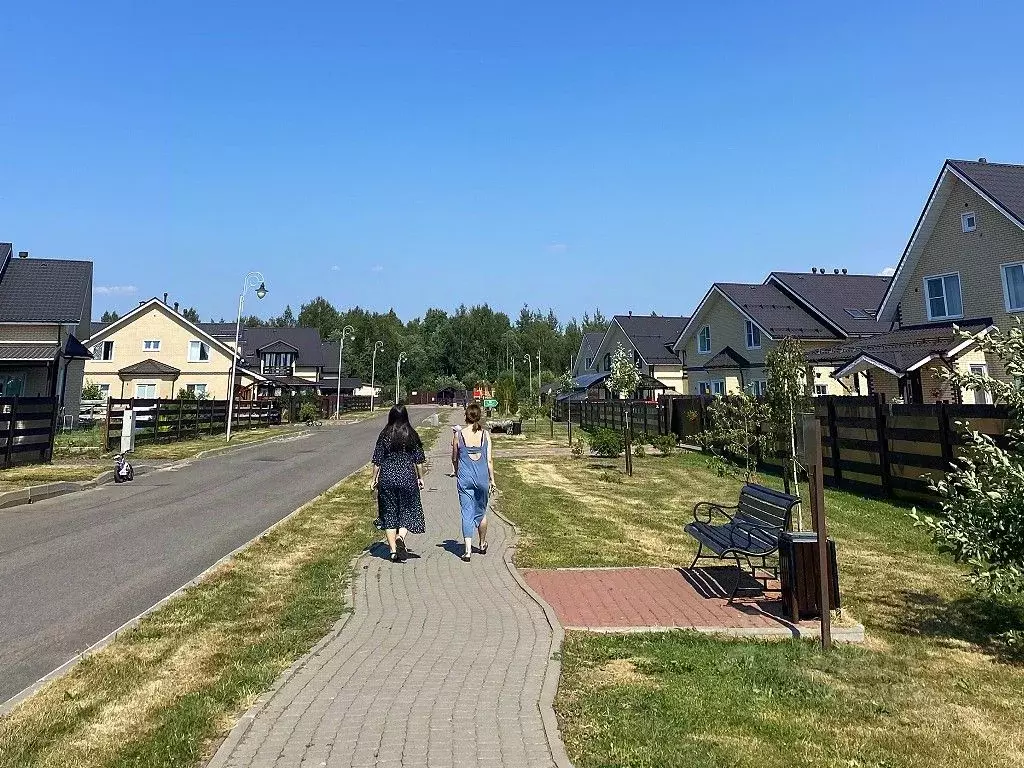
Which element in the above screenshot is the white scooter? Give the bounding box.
[114,452,135,483]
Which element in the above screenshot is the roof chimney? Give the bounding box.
[834,268,840,274]
[978,157,988,164]
[811,267,817,274]
[628,310,632,316]
[841,268,848,275]
[163,292,168,304]
[18,251,28,259]
[174,301,179,312]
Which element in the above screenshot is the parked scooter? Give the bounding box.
[114,452,135,483]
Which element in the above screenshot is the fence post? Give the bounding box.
[44,398,58,463]
[153,400,161,442]
[3,397,19,469]
[176,400,184,441]
[209,399,215,436]
[104,397,113,453]
[826,397,842,490]
[873,394,893,498]
[937,402,955,468]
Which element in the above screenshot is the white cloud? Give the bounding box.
[330,265,341,272]
[878,266,896,277]
[371,265,384,273]
[546,243,569,254]
[95,285,137,296]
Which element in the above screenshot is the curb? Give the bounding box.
[0,459,367,717]
[490,501,576,768]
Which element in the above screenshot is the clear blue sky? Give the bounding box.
[3,2,1023,323]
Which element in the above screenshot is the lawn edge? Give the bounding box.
[489,498,576,768]
[0,456,366,718]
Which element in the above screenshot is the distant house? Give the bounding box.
[0,244,93,424]
[811,158,1024,403]
[85,298,266,400]
[234,326,325,398]
[672,272,891,397]
[590,314,690,395]
[572,331,606,378]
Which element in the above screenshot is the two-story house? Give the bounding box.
[809,158,1023,404]
[590,314,690,394]
[672,272,891,396]
[85,297,265,399]
[0,244,93,423]
[240,327,325,398]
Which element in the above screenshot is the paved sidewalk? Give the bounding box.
[209,418,567,768]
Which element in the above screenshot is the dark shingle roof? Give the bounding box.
[947,159,1024,227]
[613,315,689,364]
[806,318,993,373]
[715,283,838,340]
[241,327,325,367]
[768,272,891,336]
[0,256,93,323]
[118,359,181,376]
[701,346,751,369]
[89,322,110,339]
[0,343,62,361]
[200,322,240,339]
[579,332,605,361]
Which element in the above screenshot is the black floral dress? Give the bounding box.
[372,432,427,533]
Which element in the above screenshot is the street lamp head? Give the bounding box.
[255,282,268,300]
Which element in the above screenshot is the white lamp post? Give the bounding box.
[523,354,533,407]
[536,351,542,407]
[227,271,267,442]
[395,352,408,405]
[370,340,383,412]
[335,325,355,419]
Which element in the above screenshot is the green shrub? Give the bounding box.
[588,427,623,458]
[651,433,678,456]
[571,436,585,457]
[633,443,646,458]
[81,380,103,400]
[299,402,320,423]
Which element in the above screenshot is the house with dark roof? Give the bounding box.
[672,272,890,397]
[85,298,268,400]
[235,326,327,397]
[572,331,607,378]
[0,244,93,423]
[589,314,690,396]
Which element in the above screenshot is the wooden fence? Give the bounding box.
[554,393,1014,503]
[1,396,59,468]
[104,398,282,451]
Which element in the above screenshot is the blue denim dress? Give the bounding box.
[456,429,490,538]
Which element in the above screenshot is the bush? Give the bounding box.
[81,380,103,400]
[571,436,585,457]
[587,427,623,458]
[633,443,646,458]
[651,433,677,456]
[299,402,320,423]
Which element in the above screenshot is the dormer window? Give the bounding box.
[697,325,711,354]
[961,212,977,233]
[745,321,761,350]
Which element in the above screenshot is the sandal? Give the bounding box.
[396,536,408,562]
[478,542,489,555]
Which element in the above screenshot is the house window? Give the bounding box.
[135,383,157,398]
[94,340,115,361]
[585,357,593,370]
[698,380,725,396]
[924,273,963,320]
[750,379,768,397]
[969,365,991,405]
[697,326,711,354]
[814,384,829,396]
[1,374,26,397]
[143,340,161,352]
[603,353,611,372]
[188,341,211,362]
[1002,262,1024,312]
[961,212,977,233]
[745,321,761,350]
[98,383,110,399]
[186,383,208,396]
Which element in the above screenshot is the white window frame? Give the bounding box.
[745,321,761,350]
[98,383,110,399]
[697,325,711,354]
[969,364,991,405]
[135,383,157,398]
[94,340,115,361]
[1001,261,1024,313]
[186,383,208,396]
[923,272,964,321]
[143,339,161,352]
[750,379,767,397]
[188,340,211,363]
[961,211,977,233]
[814,384,829,396]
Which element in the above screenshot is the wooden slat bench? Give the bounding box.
[685,483,800,601]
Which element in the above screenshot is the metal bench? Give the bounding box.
[685,483,799,602]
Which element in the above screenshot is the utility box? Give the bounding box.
[779,531,840,621]
[120,408,137,454]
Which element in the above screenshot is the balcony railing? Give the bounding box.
[262,365,294,377]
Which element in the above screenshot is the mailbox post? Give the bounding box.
[121,406,137,454]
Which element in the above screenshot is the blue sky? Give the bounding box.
[3,2,1023,323]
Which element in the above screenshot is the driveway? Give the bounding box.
[0,410,417,706]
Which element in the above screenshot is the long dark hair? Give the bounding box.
[380,404,422,453]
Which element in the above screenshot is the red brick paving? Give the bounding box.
[523,566,796,634]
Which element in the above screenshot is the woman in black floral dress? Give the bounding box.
[371,405,426,563]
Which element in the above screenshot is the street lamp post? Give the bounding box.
[536,351,542,407]
[335,325,355,419]
[523,354,533,407]
[395,352,408,405]
[370,341,384,412]
[227,271,267,442]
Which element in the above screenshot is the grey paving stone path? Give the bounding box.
[209,417,567,768]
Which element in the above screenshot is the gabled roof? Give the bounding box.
[700,346,751,370]
[766,272,891,337]
[610,315,689,365]
[241,327,324,367]
[577,332,606,366]
[86,298,238,360]
[715,283,837,339]
[0,253,93,324]
[118,358,181,377]
[879,159,1024,320]
[199,322,239,339]
[806,318,994,378]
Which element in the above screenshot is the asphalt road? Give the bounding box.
[0,409,431,706]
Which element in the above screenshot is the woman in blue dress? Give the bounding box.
[371,405,426,563]
[451,402,496,562]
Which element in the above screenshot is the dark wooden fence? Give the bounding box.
[554,393,1014,503]
[1,396,58,468]
[104,398,282,451]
